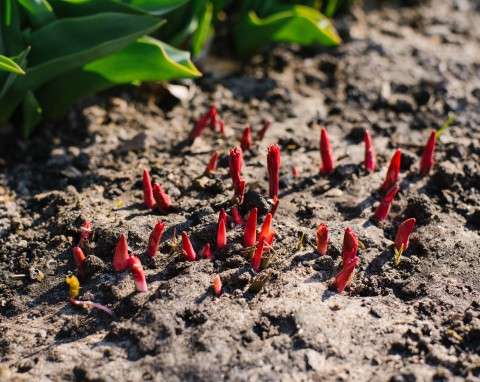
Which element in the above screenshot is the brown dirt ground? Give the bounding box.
[1,1,479,381]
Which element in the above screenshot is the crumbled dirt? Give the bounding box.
[1,0,479,381]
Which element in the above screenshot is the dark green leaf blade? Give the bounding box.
[17,0,55,28]
[22,91,42,139]
[120,0,188,15]
[235,5,341,56]
[0,54,26,74]
[0,13,165,122]
[37,37,201,118]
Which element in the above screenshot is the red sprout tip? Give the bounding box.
[232,206,243,226]
[267,144,281,199]
[152,182,172,214]
[217,218,227,250]
[243,208,258,248]
[213,275,222,296]
[147,221,165,257]
[381,149,401,193]
[113,234,129,272]
[394,218,416,253]
[258,120,271,141]
[364,130,376,173]
[333,257,359,293]
[316,223,329,256]
[73,246,86,278]
[342,227,358,265]
[420,130,436,176]
[128,255,147,292]
[205,151,218,175]
[319,127,334,173]
[181,232,196,261]
[374,185,399,221]
[143,169,155,210]
[200,243,213,259]
[241,125,253,151]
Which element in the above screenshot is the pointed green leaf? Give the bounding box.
[0,48,30,102]
[0,13,164,122]
[235,5,341,56]
[22,91,42,138]
[37,37,201,118]
[17,0,55,28]
[436,114,457,139]
[192,1,214,57]
[120,0,188,15]
[0,54,26,74]
[49,0,146,17]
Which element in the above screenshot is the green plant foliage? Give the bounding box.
[0,54,25,74]
[37,37,201,118]
[234,5,341,56]
[0,0,342,138]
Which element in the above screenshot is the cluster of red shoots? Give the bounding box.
[71,108,432,304]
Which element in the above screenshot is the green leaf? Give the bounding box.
[49,0,146,18]
[120,0,188,15]
[436,114,457,139]
[0,13,164,122]
[0,54,26,74]
[17,0,55,28]
[235,5,341,56]
[192,1,213,57]
[22,91,42,138]
[1,0,26,56]
[0,48,30,102]
[37,37,201,118]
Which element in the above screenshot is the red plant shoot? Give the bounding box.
[252,237,265,272]
[147,221,165,257]
[364,130,376,172]
[143,169,155,209]
[232,205,243,226]
[73,246,86,278]
[243,208,257,247]
[113,234,129,272]
[213,275,222,296]
[333,257,359,293]
[205,151,218,175]
[258,120,271,141]
[128,255,147,292]
[241,125,252,151]
[229,147,245,204]
[78,221,91,251]
[381,149,401,192]
[374,185,399,221]
[218,208,230,226]
[293,166,299,177]
[181,232,196,261]
[319,127,334,173]
[152,182,172,214]
[270,195,280,218]
[200,243,213,259]
[267,144,281,198]
[394,218,416,253]
[420,130,436,176]
[263,230,275,253]
[259,213,272,241]
[342,227,358,265]
[190,105,217,139]
[316,223,329,256]
[219,120,225,135]
[217,218,227,250]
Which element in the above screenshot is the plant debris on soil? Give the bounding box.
[1,1,480,381]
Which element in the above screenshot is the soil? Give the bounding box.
[1,1,479,381]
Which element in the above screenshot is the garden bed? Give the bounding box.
[0,1,479,381]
